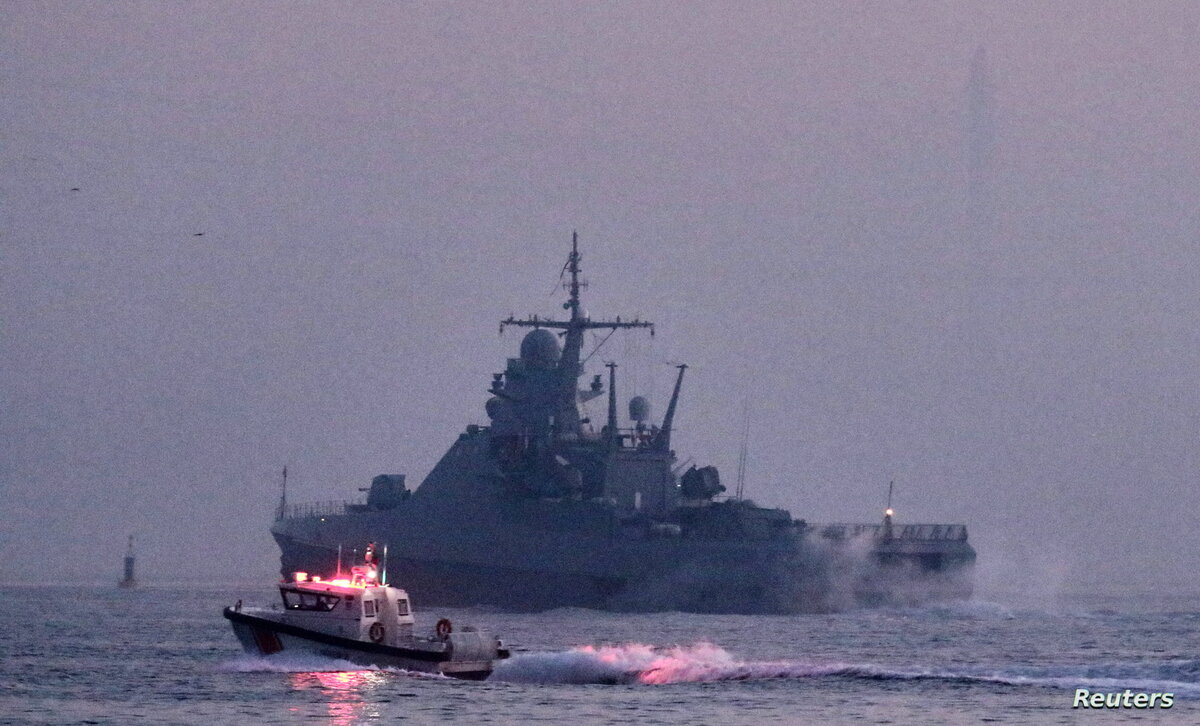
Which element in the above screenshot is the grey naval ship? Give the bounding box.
[272,236,976,614]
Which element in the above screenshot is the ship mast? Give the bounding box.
[500,232,654,438]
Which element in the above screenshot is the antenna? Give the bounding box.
[606,362,618,447]
[653,363,687,451]
[381,543,388,586]
[566,230,582,320]
[276,466,288,521]
[735,402,750,500]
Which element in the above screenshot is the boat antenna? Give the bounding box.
[381,543,388,586]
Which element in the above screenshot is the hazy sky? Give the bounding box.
[3,2,1199,596]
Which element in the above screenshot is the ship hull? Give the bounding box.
[272,508,975,614]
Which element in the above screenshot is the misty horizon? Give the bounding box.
[4,2,1199,601]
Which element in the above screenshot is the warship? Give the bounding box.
[272,236,975,613]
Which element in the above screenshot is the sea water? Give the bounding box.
[1,585,1197,725]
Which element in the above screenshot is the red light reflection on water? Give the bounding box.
[288,670,383,726]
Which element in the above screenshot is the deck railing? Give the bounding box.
[819,523,968,541]
[277,500,363,521]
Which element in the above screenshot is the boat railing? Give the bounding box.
[818,523,968,541]
[278,500,363,521]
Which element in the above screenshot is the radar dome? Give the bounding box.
[485,396,504,419]
[520,328,561,368]
[629,396,650,422]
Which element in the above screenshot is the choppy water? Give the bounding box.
[1,586,1197,724]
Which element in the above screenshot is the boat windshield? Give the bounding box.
[280,589,341,612]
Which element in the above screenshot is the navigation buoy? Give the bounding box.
[118,535,137,589]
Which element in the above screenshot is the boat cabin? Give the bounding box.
[278,566,415,646]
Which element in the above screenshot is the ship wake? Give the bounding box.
[490,643,1200,697]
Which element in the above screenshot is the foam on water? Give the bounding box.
[491,642,1200,697]
[492,642,737,684]
[221,653,374,673]
[218,653,445,679]
[882,599,1018,620]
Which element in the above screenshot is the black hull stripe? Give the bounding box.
[224,607,447,663]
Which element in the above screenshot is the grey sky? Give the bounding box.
[3,2,1198,595]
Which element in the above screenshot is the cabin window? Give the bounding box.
[396,599,409,616]
[280,590,340,612]
[364,599,376,617]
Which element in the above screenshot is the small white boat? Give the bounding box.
[224,551,508,680]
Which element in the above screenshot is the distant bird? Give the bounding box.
[193,232,204,237]
[70,187,80,192]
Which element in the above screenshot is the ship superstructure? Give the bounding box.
[272,236,975,613]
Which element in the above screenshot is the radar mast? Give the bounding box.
[499,233,654,438]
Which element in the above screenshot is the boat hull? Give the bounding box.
[223,607,498,680]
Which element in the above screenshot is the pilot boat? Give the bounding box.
[223,546,509,680]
